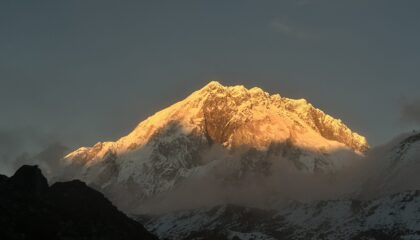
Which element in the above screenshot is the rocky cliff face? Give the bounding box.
[60,81,368,211]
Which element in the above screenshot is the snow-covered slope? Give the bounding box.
[140,190,420,240]
[60,81,368,210]
[138,130,420,239]
[361,132,420,198]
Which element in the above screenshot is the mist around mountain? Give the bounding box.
[138,132,420,240]
[140,191,420,240]
[43,83,420,215]
[58,82,371,213]
[2,82,420,240]
[3,132,420,240]
[0,127,66,176]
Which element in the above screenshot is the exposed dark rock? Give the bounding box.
[0,165,158,240]
[8,165,49,197]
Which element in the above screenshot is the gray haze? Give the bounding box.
[0,127,62,175]
[128,131,420,214]
[1,0,420,162]
[400,98,420,125]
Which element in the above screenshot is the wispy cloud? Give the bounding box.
[0,127,65,176]
[270,19,312,39]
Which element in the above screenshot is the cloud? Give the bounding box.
[400,98,420,125]
[134,131,420,214]
[0,127,67,176]
[132,144,365,214]
[270,19,311,39]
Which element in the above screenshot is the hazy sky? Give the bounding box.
[1,0,420,150]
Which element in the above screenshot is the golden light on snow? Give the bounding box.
[65,81,368,168]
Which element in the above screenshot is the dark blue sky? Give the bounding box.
[1,0,420,148]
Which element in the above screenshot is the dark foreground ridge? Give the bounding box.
[0,165,158,240]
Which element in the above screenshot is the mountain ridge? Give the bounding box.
[66,81,368,163]
[60,81,369,211]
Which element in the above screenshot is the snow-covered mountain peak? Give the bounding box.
[193,81,367,151]
[65,80,369,169]
[194,81,269,104]
[62,81,369,208]
[199,80,224,90]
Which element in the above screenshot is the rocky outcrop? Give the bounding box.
[0,165,158,240]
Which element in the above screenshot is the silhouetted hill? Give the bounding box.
[0,165,158,240]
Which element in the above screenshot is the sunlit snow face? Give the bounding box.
[57,82,369,212]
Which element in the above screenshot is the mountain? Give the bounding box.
[139,190,420,240]
[134,131,420,240]
[0,165,157,240]
[45,81,420,239]
[361,131,420,198]
[60,81,368,211]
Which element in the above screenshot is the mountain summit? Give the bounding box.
[61,81,368,211]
